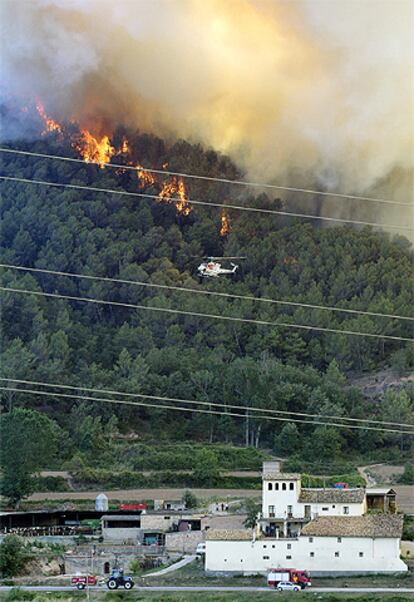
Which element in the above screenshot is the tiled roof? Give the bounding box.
[262,473,301,480]
[301,514,403,538]
[205,529,253,541]
[298,488,365,503]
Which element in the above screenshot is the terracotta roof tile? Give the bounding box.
[205,529,253,541]
[301,514,403,538]
[298,488,365,503]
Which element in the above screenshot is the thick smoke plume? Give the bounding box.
[1,0,413,208]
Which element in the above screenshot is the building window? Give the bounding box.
[275,483,279,491]
[310,552,314,558]
[272,545,275,549]
[263,544,267,548]
[289,482,294,490]
[287,505,292,516]
[332,505,336,508]
[335,552,340,557]
[263,556,270,560]
[282,483,287,491]
[286,555,292,560]
[309,537,313,543]
[322,507,329,511]
[268,505,275,517]
[359,552,364,557]
[337,537,342,543]
[343,506,349,515]
[287,543,291,550]
[268,482,273,491]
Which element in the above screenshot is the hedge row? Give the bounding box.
[72,468,261,490]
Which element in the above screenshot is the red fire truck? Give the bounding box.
[267,568,311,589]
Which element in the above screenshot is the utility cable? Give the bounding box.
[0,147,410,207]
[1,285,412,342]
[1,175,412,232]
[3,377,412,429]
[2,386,413,435]
[2,263,412,322]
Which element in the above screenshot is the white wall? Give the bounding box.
[262,479,364,519]
[205,536,407,574]
[262,479,301,518]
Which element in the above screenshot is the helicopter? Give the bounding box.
[196,256,246,279]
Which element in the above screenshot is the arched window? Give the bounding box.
[275,483,279,491]
[282,483,287,491]
[268,482,273,491]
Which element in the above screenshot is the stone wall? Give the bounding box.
[165,530,203,554]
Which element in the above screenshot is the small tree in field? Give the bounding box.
[182,490,198,509]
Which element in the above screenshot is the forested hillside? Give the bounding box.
[1,123,413,474]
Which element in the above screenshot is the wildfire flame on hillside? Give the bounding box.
[75,129,115,168]
[220,210,231,236]
[34,100,193,217]
[137,163,157,188]
[158,176,191,216]
[36,101,63,135]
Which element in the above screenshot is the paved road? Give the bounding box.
[145,555,196,577]
[1,585,414,594]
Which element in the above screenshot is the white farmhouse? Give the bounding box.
[205,463,407,575]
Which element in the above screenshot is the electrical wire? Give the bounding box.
[1,285,412,342]
[1,386,413,435]
[2,377,412,429]
[1,175,412,232]
[2,264,412,322]
[0,147,410,207]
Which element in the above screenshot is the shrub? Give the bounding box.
[398,463,414,485]
[0,536,29,578]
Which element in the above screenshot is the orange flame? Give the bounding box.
[36,101,63,135]
[158,176,191,215]
[136,163,157,188]
[220,209,231,236]
[74,129,115,168]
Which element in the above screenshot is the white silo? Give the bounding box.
[95,493,109,512]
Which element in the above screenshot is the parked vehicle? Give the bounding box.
[106,568,135,590]
[71,575,97,590]
[276,581,301,592]
[267,568,311,589]
[196,542,206,556]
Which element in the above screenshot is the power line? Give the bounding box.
[1,175,412,233]
[1,285,412,342]
[2,263,412,322]
[4,377,412,429]
[0,147,410,207]
[2,386,413,435]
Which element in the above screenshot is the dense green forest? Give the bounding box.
[1,118,413,502]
